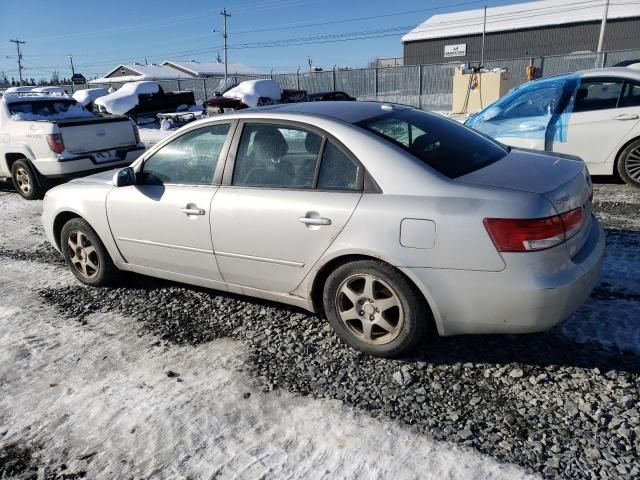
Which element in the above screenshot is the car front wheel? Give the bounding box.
[617,138,640,189]
[61,218,119,287]
[322,260,428,358]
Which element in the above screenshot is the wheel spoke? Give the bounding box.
[340,285,360,305]
[86,256,99,270]
[68,236,78,251]
[374,316,396,334]
[84,245,96,256]
[361,321,373,341]
[376,296,400,313]
[362,276,375,300]
[338,307,360,322]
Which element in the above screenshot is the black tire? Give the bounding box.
[60,218,119,287]
[11,159,43,200]
[322,259,429,358]
[617,138,640,189]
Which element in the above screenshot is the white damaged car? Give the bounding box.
[466,68,640,188]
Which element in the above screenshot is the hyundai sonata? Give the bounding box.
[42,102,605,357]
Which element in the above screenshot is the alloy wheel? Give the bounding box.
[335,273,405,345]
[625,146,640,182]
[67,230,100,279]
[15,167,31,195]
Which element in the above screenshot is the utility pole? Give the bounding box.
[596,0,610,67]
[220,8,231,83]
[68,55,75,76]
[480,4,487,67]
[9,38,26,86]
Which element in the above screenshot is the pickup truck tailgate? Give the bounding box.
[57,117,136,154]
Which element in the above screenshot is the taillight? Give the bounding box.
[133,124,140,144]
[46,133,65,154]
[484,207,583,252]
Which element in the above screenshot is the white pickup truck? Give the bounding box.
[0,90,145,199]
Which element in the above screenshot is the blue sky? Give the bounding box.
[0,0,524,81]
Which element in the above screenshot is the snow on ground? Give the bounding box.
[0,261,534,479]
[0,184,536,478]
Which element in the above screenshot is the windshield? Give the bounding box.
[357,109,508,178]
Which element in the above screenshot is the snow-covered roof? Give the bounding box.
[402,0,640,43]
[91,63,192,84]
[162,60,260,77]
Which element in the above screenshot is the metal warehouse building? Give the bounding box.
[402,0,640,65]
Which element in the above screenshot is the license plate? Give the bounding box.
[94,151,117,163]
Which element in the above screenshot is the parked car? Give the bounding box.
[466,67,640,188]
[204,79,306,114]
[0,91,144,199]
[95,81,195,119]
[42,102,604,357]
[72,88,109,112]
[613,59,640,68]
[307,91,356,102]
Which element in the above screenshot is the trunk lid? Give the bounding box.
[458,148,593,258]
[57,116,136,154]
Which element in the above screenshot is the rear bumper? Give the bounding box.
[32,145,145,178]
[404,216,605,336]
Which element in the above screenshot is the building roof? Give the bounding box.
[162,60,260,76]
[91,63,193,84]
[402,0,640,43]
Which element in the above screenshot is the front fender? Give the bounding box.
[42,182,125,264]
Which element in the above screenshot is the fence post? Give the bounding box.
[418,64,423,110]
[374,67,379,100]
[539,56,545,78]
[601,51,608,68]
[296,67,300,90]
[177,78,181,90]
[203,79,207,100]
[332,66,336,91]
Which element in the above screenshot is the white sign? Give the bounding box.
[444,44,467,58]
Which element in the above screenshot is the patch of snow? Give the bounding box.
[31,86,70,95]
[72,88,109,107]
[94,81,160,115]
[0,257,536,480]
[223,79,281,107]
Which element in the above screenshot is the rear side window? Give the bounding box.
[573,80,623,112]
[317,142,360,190]
[358,109,507,178]
[232,123,321,188]
[619,82,640,108]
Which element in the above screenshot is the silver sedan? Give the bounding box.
[42,102,605,357]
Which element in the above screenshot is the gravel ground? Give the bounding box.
[0,180,639,479]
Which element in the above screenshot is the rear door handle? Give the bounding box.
[298,216,332,226]
[613,114,639,121]
[181,206,206,216]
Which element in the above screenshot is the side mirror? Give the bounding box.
[112,167,135,187]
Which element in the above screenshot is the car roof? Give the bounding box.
[240,101,411,124]
[578,67,640,80]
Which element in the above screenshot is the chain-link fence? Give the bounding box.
[59,47,640,112]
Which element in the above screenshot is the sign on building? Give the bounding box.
[444,44,467,58]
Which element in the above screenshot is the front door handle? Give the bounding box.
[613,114,639,121]
[298,216,332,226]
[181,205,206,216]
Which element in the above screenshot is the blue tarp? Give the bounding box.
[466,74,580,148]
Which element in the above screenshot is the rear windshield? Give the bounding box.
[357,109,507,178]
[8,99,95,121]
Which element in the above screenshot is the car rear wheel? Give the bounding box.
[617,138,640,189]
[61,218,119,287]
[11,159,43,200]
[322,260,428,357]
